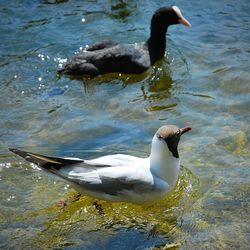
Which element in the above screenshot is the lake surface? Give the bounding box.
[0,0,249,249]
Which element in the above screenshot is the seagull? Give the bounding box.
[9,125,191,205]
[58,6,191,77]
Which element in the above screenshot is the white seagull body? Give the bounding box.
[10,125,191,205]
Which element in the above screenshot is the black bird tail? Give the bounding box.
[9,148,83,170]
[57,67,67,74]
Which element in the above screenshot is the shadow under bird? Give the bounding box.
[9,125,191,205]
[58,6,191,77]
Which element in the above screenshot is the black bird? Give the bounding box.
[58,6,191,77]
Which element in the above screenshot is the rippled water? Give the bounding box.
[0,0,249,249]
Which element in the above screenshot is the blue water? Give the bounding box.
[0,0,249,249]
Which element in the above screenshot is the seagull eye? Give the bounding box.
[157,134,163,140]
[176,131,181,137]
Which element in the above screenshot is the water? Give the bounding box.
[0,0,249,249]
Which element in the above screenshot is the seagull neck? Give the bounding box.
[150,154,180,188]
[149,136,180,187]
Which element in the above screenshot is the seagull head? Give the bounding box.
[150,125,191,186]
[154,125,192,159]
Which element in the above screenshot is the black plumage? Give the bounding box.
[58,6,191,77]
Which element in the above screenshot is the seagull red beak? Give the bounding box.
[179,17,192,28]
[180,126,192,135]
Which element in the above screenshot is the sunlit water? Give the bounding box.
[0,0,249,249]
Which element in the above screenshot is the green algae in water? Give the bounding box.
[6,166,199,249]
[216,131,249,156]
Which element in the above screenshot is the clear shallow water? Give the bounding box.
[0,0,249,249]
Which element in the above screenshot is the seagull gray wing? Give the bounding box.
[64,170,153,196]
[57,157,155,197]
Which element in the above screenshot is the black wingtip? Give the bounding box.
[9,147,25,154]
[57,67,67,75]
[9,147,59,168]
[9,147,84,170]
[57,68,63,74]
[9,148,32,160]
[9,148,20,154]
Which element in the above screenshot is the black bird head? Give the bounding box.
[148,6,191,63]
[151,6,191,29]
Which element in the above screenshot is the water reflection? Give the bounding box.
[64,49,183,114]
[110,1,137,22]
[42,0,69,4]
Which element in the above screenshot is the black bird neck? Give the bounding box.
[147,23,169,64]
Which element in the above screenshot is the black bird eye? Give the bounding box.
[176,130,181,137]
